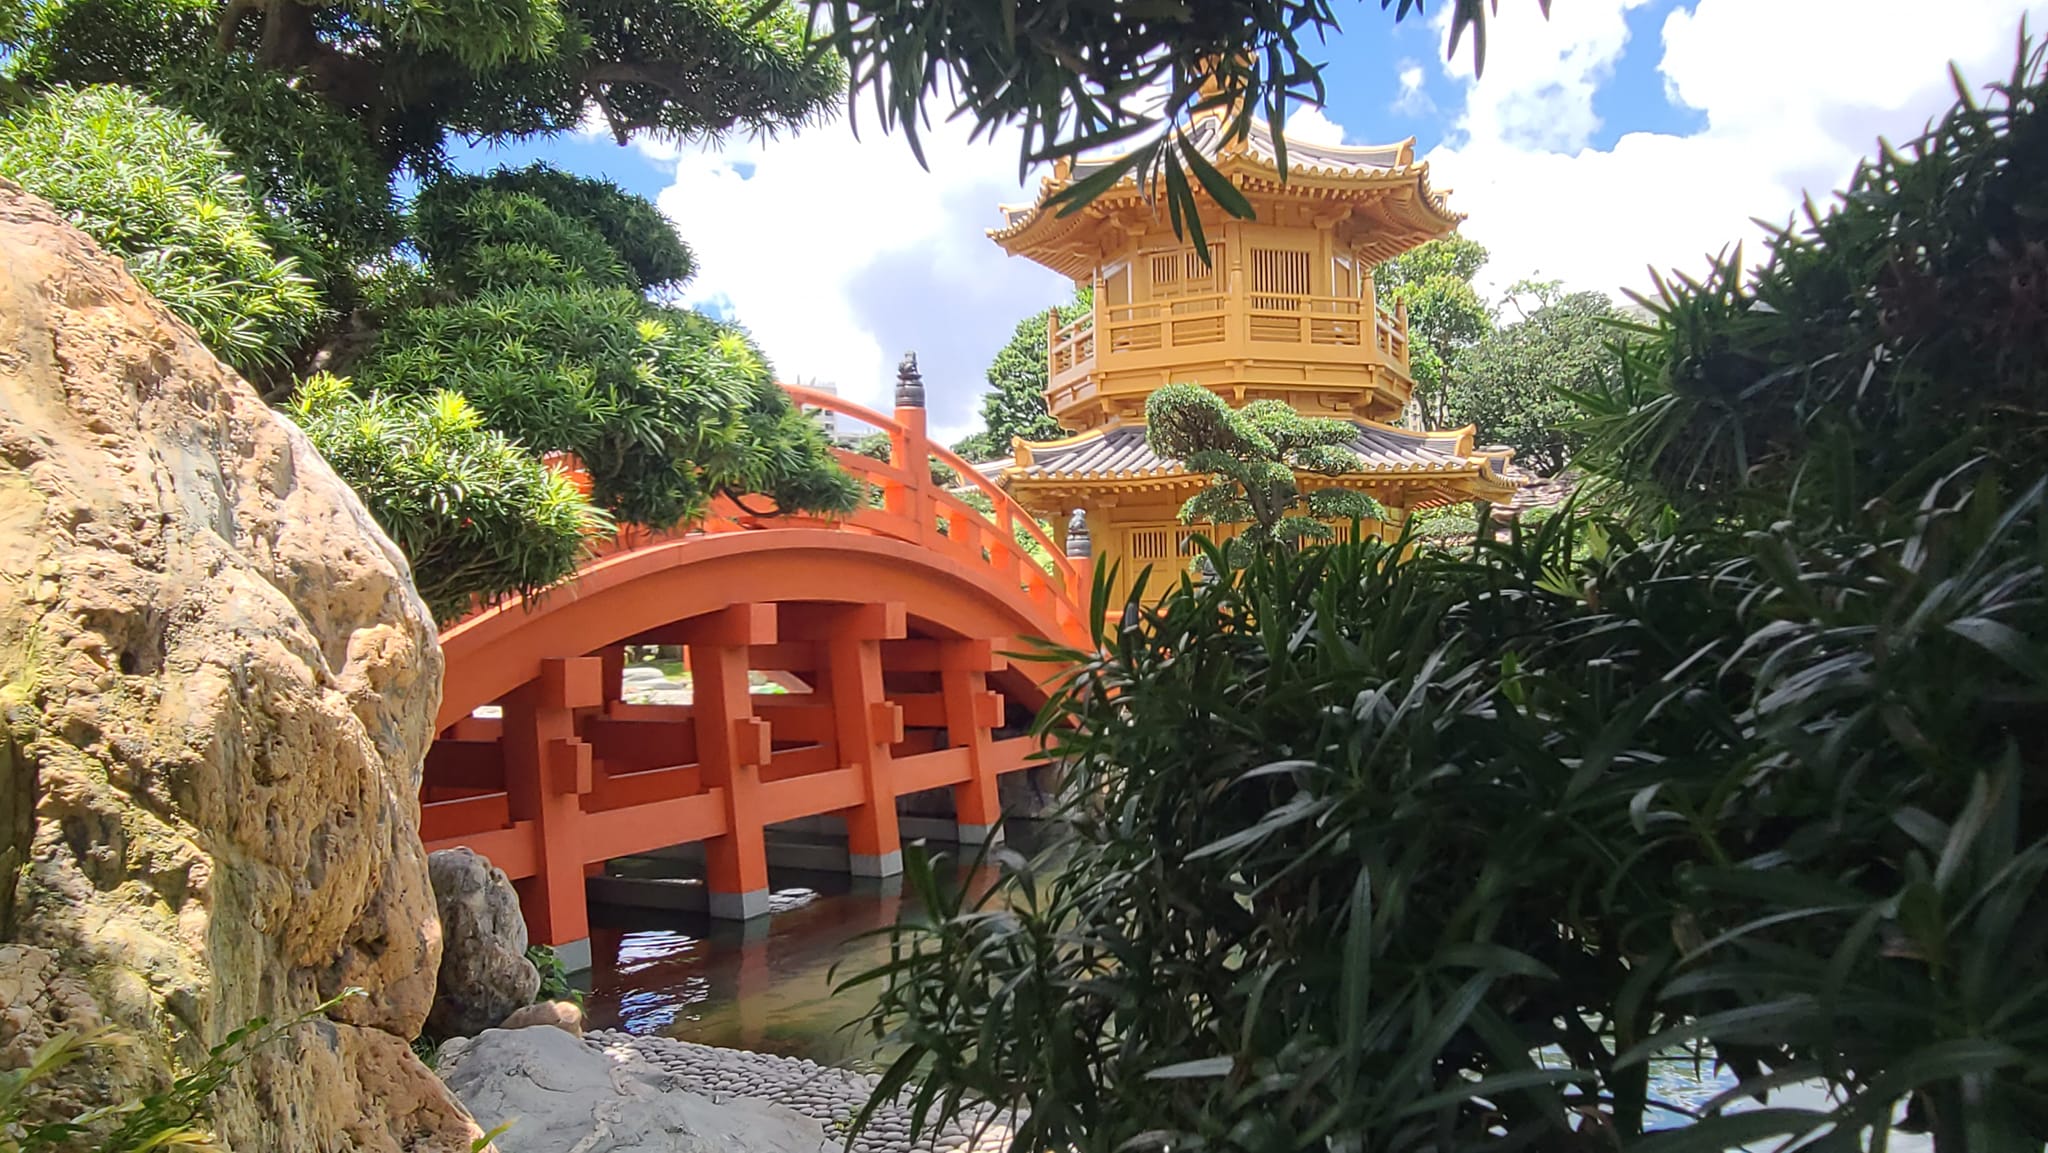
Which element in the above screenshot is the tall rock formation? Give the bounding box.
[0,179,482,1150]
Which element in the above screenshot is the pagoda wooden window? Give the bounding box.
[1126,525,1176,562]
[1145,244,1224,302]
[1250,246,1313,310]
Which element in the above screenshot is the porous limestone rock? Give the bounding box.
[439,1026,829,1153]
[0,179,481,1150]
[499,999,583,1037]
[428,847,540,1036]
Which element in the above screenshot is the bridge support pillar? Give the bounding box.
[689,605,776,920]
[942,638,1007,845]
[796,602,908,878]
[505,656,600,949]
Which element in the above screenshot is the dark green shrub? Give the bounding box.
[1574,41,2048,526]
[852,477,2047,1151]
[287,374,606,621]
[413,167,693,293]
[847,35,2048,1153]
[356,288,857,527]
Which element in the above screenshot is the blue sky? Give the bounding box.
[446,0,2045,443]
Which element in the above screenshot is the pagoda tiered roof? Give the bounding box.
[991,112,1463,278]
[999,421,1516,508]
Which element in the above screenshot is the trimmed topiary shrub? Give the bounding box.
[287,373,607,620]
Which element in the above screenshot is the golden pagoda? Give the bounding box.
[988,108,1518,603]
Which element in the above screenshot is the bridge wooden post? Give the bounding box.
[792,602,909,877]
[890,353,931,545]
[686,605,777,920]
[941,638,1007,844]
[504,656,600,949]
[599,644,626,707]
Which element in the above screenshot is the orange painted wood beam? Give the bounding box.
[423,740,504,791]
[582,717,698,769]
[690,634,772,917]
[892,747,973,794]
[503,657,601,946]
[420,792,512,843]
[577,789,729,861]
[761,744,837,781]
[746,642,823,673]
[749,702,836,743]
[424,819,539,882]
[583,764,703,812]
[758,767,865,825]
[780,601,907,642]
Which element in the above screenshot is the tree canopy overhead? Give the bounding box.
[814,0,1522,245]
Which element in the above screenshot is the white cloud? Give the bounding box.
[1282,104,1349,146]
[1424,0,2048,301]
[1394,62,1433,116]
[649,114,1069,441]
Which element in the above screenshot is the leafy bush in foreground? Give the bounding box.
[0,85,320,377]
[847,35,2048,1153]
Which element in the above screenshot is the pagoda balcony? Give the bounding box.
[1045,293,1414,428]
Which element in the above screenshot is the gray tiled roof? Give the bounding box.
[1007,423,1505,481]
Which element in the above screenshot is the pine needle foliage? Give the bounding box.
[411,166,693,293]
[1144,383,1382,548]
[0,84,321,376]
[356,284,855,528]
[287,374,606,620]
[342,161,854,557]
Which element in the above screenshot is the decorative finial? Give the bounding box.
[1065,509,1090,558]
[895,352,925,408]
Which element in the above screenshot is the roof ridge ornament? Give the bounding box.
[895,352,924,408]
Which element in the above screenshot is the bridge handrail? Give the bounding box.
[517,386,1089,647]
[781,383,1081,586]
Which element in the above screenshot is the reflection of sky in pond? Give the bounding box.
[582,848,1931,1148]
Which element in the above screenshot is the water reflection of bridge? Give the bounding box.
[420,369,1090,966]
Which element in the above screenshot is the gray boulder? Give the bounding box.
[428,848,541,1036]
[439,1026,827,1153]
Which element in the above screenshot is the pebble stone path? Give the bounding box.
[587,1030,1021,1153]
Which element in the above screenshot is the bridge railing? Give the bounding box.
[538,383,1093,650]
[776,384,1092,648]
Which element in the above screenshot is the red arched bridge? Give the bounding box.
[420,368,1093,959]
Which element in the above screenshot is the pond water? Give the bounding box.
[582,828,1050,1068]
[579,825,1926,1149]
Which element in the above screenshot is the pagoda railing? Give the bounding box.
[1044,292,1412,417]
